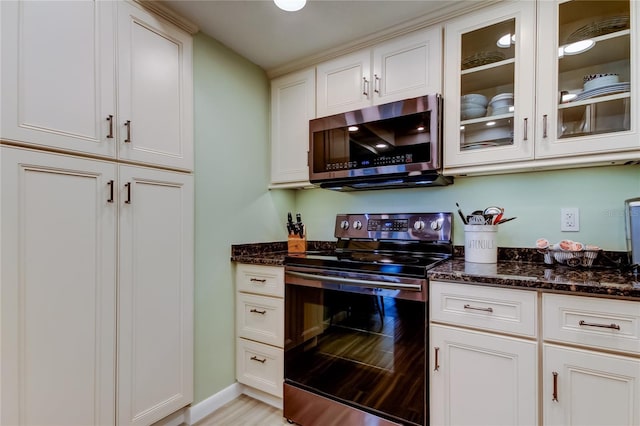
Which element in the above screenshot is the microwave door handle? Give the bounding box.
[286,270,422,291]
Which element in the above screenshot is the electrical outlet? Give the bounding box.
[561,208,579,231]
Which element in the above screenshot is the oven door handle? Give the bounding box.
[286,270,423,291]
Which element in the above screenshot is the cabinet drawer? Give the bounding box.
[543,293,640,354]
[235,264,284,298]
[430,281,537,338]
[236,339,283,398]
[237,293,284,347]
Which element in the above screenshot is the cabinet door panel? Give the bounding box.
[0,1,116,157]
[1,147,116,426]
[316,50,371,117]
[430,324,538,426]
[373,27,442,104]
[118,166,194,426]
[544,344,640,426]
[117,2,193,170]
[271,68,315,185]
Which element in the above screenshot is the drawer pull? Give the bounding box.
[463,304,493,313]
[552,371,559,402]
[250,278,267,283]
[434,347,440,371]
[250,308,266,315]
[578,320,620,330]
[250,356,266,364]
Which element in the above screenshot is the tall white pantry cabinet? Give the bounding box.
[0,1,195,426]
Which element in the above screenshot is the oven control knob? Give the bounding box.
[340,220,350,230]
[413,220,425,231]
[430,219,444,231]
[353,220,363,230]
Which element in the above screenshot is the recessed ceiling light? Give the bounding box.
[375,143,387,149]
[562,39,595,55]
[486,121,496,127]
[348,126,359,132]
[417,126,425,131]
[497,33,515,48]
[274,0,306,12]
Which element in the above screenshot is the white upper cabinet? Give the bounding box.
[443,1,537,168]
[316,26,442,117]
[1,1,193,171]
[117,2,193,170]
[270,68,315,186]
[1,1,116,158]
[444,0,638,173]
[536,0,637,159]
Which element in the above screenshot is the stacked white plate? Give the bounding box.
[574,82,630,101]
[460,94,488,120]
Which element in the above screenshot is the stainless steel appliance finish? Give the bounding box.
[308,95,452,191]
[284,213,452,426]
[625,197,640,266]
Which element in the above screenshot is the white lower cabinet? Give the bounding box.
[235,264,284,399]
[429,281,538,426]
[542,293,640,426]
[0,146,194,426]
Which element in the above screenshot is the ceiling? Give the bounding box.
[159,0,490,74]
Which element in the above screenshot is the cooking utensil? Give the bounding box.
[496,216,516,225]
[455,202,468,224]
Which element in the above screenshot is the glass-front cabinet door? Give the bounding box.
[444,1,536,168]
[536,0,637,158]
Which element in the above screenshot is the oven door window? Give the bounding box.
[284,284,426,426]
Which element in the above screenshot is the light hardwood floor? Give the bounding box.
[194,395,289,426]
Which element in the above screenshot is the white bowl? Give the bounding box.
[489,93,514,110]
[461,106,487,120]
[491,105,513,115]
[583,74,619,91]
[461,94,488,107]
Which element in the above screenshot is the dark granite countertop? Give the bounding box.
[231,243,640,300]
[428,258,640,300]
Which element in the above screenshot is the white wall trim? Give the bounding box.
[242,387,283,410]
[187,382,244,425]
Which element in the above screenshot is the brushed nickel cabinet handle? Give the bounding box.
[124,120,131,143]
[250,356,266,364]
[250,308,267,315]
[106,115,114,139]
[363,77,369,97]
[552,371,559,402]
[523,118,528,141]
[463,304,493,313]
[124,182,131,204]
[250,278,267,283]
[434,347,440,371]
[579,320,620,330]
[107,180,114,203]
[543,114,548,138]
[374,74,380,94]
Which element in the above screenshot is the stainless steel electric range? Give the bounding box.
[283,212,453,426]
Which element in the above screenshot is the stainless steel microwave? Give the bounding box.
[308,94,452,191]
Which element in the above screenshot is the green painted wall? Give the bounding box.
[193,33,295,403]
[192,31,640,406]
[294,165,640,250]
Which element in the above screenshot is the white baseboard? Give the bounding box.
[187,382,244,425]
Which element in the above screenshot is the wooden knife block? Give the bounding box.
[288,235,307,254]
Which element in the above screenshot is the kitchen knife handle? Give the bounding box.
[434,347,440,371]
[107,180,114,203]
[106,115,114,139]
[124,182,131,204]
[552,372,559,402]
[362,77,369,97]
[124,120,131,143]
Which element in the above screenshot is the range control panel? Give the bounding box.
[334,212,452,242]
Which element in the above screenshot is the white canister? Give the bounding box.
[464,224,498,263]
